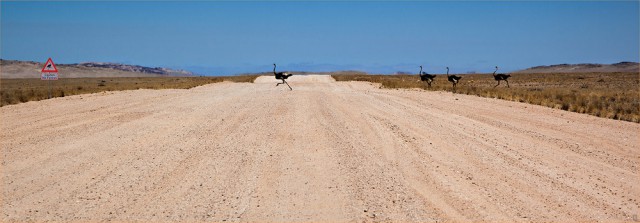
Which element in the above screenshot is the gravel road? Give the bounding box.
[2,75,638,222]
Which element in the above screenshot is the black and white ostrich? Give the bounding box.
[446,67,462,90]
[419,65,436,88]
[492,66,511,88]
[273,63,292,90]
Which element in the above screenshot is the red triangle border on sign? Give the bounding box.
[41,58,59,73]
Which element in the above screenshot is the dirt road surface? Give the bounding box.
[2,75,639,222]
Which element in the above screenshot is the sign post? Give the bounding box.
[41,58,59,99]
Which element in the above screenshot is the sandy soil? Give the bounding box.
[2,75,639,222]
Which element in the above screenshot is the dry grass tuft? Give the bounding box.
[1,75,258,107]
[333,72,640,123]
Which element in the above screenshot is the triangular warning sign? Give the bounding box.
[41,58,58,73]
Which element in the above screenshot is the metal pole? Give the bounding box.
[48,75,52,99]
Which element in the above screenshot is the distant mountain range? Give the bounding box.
[76,62,193,76]
[514,62,639,73]
[1,59,637,78]
[0,59,194,78]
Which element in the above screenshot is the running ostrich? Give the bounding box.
[419,65,436,88]
[446,67,462,90]
[273,63,292,90]
[492,66,512,88]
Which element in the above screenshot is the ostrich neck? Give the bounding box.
[273,65,276,74]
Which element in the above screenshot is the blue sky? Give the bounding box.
[2,1,638,75]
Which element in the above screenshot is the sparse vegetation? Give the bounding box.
[3,73,638,122]
[333,72,640,123]
[0,75,258,107]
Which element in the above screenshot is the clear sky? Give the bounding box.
[2,1,638,75]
